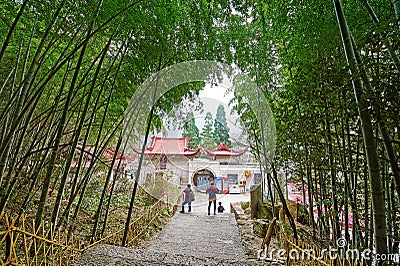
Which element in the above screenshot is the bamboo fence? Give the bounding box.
[0,199,167,265]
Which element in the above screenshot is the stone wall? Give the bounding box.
[250,184,262,219]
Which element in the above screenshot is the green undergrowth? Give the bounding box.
[4,170,173,245]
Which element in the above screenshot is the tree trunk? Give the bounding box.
[393,0,400,29]
[122,103,155,246]
[0,54,70,213]
[271,163,298,242]
[91,134,124,241]
[333,0,388,257]
[327,119,341,243]
[35,5,89,227]
[61,118,123,230]
[348,118,360,247]
[100,48,126,237]
[351,35,400,203]
[51,28,113,228]
[360,0,400,72]
[306,155,316,239]
[0,0,66,182]
[334,116,350,242]
[364,162,370,249]
[0,0,29,64]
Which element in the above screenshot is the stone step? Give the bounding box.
[73,194,264,266]
[73,244,261,266]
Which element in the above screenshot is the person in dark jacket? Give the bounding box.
[217,202,225,213]
[180,184,192,213]
[206,182,219,215]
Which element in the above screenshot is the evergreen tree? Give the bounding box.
[213,104,231,146]
[200,112,216,148]
[182,112,200,149]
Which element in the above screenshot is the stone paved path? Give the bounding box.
[73,192,261,265]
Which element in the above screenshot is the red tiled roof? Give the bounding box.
[66,145,136,169]
[131,137,246,157]
[133,136,201,156]
[202,142,247,157]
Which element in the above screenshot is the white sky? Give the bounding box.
[164,83,242,140]
[199,83,234,106]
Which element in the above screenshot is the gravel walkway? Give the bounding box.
[73,192,262,265]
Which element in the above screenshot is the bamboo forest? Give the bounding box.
[0,0,399,265]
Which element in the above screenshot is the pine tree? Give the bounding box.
[182,112,200,149]
[200,112,216,148]
[213,104,231,146]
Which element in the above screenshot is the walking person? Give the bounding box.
[180,184,193,213]
[206,181,219,215]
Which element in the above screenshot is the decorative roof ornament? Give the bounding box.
[202,142,247,157]
[132,136,201,156]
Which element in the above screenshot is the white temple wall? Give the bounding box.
[130,155,262,192]
[166,156,189,185]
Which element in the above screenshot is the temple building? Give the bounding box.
[131,136,262,193]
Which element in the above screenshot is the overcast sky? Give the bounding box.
[164,83,242,140]
[198,83,233,105]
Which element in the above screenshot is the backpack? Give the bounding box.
[189,190,195,202]
[208,190,216,199]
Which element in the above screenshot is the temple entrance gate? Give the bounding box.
[192,169,215,191]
